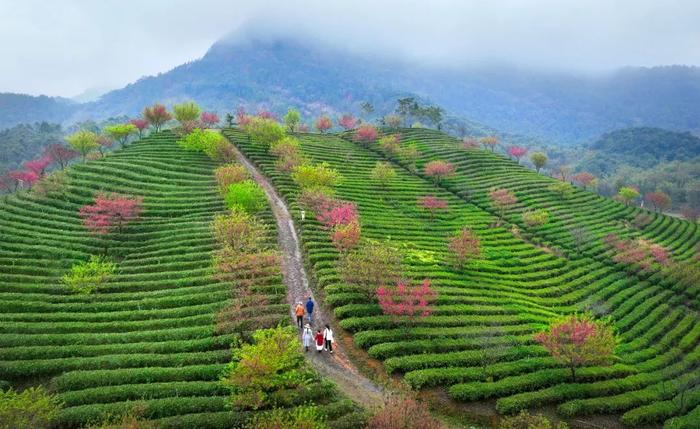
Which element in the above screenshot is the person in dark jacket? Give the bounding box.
[306,297,315,324]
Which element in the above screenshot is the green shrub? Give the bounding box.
[224,180,266,214]
[246,405,327,429]
[0,387,63,429]
[499,410,568,429]
[62,255,116,294]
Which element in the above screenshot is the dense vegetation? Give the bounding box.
[226,124,700,428]
[0,129,361,428]
[0,122,64,172]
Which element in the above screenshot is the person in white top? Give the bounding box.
[301,323,313,352]
[323,324,334,354]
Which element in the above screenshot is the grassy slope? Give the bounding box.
[0,131,360,428]
[225,127,700,428]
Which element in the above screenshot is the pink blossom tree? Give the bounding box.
[448,228,481,269]
[423,160,455,184]
[200,112,220,128]
[534,314,616,382]
[644,191,671,212]
[143,103,172,132]
[681,205,700,222]
[462,137,479,150]
[256,110,275,120]
[316,202,358,229]
[44,144,79,170]
[8,170,39,190]
[418,195,448,221]
[489,188,517,220]
[129,118,149,138]
[507,146,528,163]
[377,279,437,322]
[236,106,251,127]
[572,172,596,190]
[650,245,670,266]
[79,193,144,235]
[354,124,378,145]
[337,114,357,130]
[315,116,333,133]
[24,155,53,177]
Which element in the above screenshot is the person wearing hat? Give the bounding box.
[302,323,313,352]
[294,301,305,328]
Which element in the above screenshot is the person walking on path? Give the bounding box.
[294,302,305,328]
[302,323,313,352]
[323,324,335,354]
[314,329,324,353]
[306,297,315,324]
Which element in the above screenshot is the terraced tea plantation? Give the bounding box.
[0,132,360,428]
[225,127,700,429]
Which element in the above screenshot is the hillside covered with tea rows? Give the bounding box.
[225,125,700,429]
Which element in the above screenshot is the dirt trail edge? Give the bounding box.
[230,143,387,409]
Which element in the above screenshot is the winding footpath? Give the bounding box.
[229,143,387,410]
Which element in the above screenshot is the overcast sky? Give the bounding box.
[2,0,699,97]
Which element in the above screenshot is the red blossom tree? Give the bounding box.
[644,191,671,212]
[44,144,79,170]
[143,103,172,132]
[534,314,616,382]
[423,160,455,184]
[418,195,448,221]
[507,146,528,163]
[200,112,220,128]
[572,172,596,190]
[462,137,479,150]
[354,124,378,145]
[315,116,333,133]
[331,221,361,253]
[489,188,517,220]
[367,397,444,429]
[448,228,481,269]
[337,114,357,130]
[129,118,149,138]
[79,193,144,235]
[377,279,437,321]
[8,170,39,189]
[316,201,358,228]
[24,155,53,176]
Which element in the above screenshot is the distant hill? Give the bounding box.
[3,37,700,143]
[0,122,65,172]
[0,93,75,130]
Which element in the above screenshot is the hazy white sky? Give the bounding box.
[1,0,699,97]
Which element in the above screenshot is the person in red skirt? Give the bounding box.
[314,329,324,353]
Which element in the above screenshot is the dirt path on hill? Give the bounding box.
[229,144,387,410]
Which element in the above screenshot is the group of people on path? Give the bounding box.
[295,297,335,354]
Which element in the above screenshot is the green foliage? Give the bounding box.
[0,122,63,172]
[65,129,99,160]
[370,161,396,188]
[292,162,342,194]
[530,152,548,172]
[0,386,63,429]
[246,405,327,429]
[221,326,314,410]
[103,124,137,147]
[522,209,550,227]
[62,255,116,294]
[245,117,286,147]
[172,101,202,123]
[618,186,640,205]
[548,181,574,199]
[283,108,302,132]
[177,128,230,160]
[225,180,266,214]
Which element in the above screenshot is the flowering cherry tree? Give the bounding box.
[507,146,528,163]
[129,118,149,138]
[24,155,53,176]
[337,114,357,130]
[8,170,39,190]
[572,172,596,190]
[377,279,437,322]
[201,112,220,128]
[44,144,79,169]
[644,191,671,212]
[331,221,361,253]
[534,314,616,382]
[143,103,172,132]
[489,188,517,220]
[480,136,499,152]
[316,202,358,229]
[418,195,448,221]
[462,137,479,150]
[423,160,455,184]
[315,116,333,133]
[79,193,144,235]
[354,124,378,145]
[448,228,480,269]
